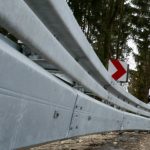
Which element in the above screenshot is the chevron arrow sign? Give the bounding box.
[108,59,128,82]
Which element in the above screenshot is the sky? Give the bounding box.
[127,39,138,70]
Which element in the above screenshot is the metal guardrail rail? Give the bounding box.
[24,0,150,112]
[0,0,149,117]
[0,0,150,149]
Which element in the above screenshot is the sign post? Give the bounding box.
[108,59,129,82]
[148,88,150,103]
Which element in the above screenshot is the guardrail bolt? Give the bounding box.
[53,110,59,119]
[88,116,91,121]
[75,126,78,129]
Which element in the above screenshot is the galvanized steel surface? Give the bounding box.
[24,0,150,111]
[0,0,150,149]
[0,35,150,149]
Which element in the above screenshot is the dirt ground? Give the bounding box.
[27,132,150,150]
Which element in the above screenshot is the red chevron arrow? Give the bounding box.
[111,60,127,80]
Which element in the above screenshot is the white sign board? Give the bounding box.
[108,59,128,82]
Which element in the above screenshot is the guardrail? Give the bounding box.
[24,0,150,112]
[0,0,150,149]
